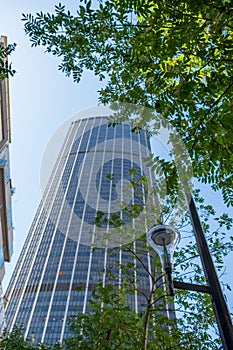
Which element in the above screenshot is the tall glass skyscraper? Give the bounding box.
[5,114,158,344]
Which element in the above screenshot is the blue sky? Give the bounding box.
[1,1,233,314]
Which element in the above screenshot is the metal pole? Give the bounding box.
[186,191,233,349]
[173,280,211,294]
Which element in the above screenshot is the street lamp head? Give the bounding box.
[147,225,180,272]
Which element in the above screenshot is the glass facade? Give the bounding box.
[5,116,157,344]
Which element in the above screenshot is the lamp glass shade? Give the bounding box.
[147,225,180,271]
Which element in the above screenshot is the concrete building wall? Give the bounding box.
[0,35,13,330]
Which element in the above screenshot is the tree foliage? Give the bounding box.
[65,284,145,350]
[0,327,54,350]
[22,0,233,205]
[0,42,16,81]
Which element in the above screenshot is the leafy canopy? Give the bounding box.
[22,0,233,205]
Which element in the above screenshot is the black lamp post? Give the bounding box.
[147,199,233,350]
[185,192,233,350]
[147,225,180,296]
